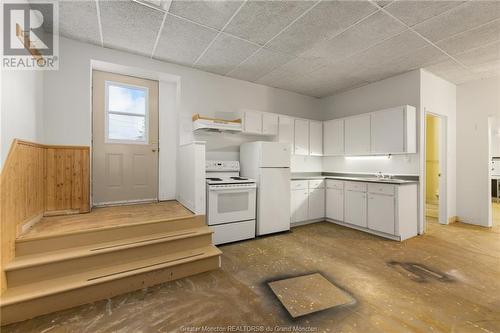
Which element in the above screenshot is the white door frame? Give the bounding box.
[423,111,448,229]
[90,60,181,207]
[487,116,495,227]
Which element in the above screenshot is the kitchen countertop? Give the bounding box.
[291,173,419,185]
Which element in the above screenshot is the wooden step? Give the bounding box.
[6,226,214,287]
[16,215,205,256]
[1,246,221,325]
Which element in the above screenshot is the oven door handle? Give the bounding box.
[209,186,256,192]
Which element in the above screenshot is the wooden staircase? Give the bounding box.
[0,214,221,325]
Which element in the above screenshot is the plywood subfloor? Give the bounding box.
[19,201,194,240]
[4,221,500,332]
[268,273,355,318]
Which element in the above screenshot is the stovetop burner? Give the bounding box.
[206,177,222,181]
[230,177,248,180]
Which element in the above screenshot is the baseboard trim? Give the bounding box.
[291,218,325,227]
[44,209,81,217]
[19,214,44,235]
[326,218,401,241]
[448,216,458,224]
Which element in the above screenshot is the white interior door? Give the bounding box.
[92,70,159,206]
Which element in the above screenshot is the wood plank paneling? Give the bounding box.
[1,141,45,292]
[44,147,90,214]
[1,140,90,291]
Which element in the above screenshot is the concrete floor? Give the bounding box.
[3,220,500,333]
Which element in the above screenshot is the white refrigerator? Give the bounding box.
[240,142,291,236]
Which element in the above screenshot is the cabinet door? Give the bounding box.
[244,111,262,134]
[344,190,367,227]
[371,107,404,154]
[326,188,344,221]
[278,115,294,145]
[262,113,278,136]
[324,119,344,156]
[344,115,370,155]
[294,119,309,156]
[291,190,309,223]
[368,193,395,234]
[309,121,323,156]
[308,188,325,220]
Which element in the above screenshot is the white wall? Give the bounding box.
[1,70,44,168]
[457,76,500,226]
[43,38,322,178]
[320,70,421,175]
[420,70,457,226]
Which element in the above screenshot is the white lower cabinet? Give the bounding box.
[344,189,367,228]
[291,178,417,241]
[291,180,325,223]
[291,189,309,223]
[308,187,325,220]
[368,193,395,234]
[326,180,417,241]
[326,188,344,221]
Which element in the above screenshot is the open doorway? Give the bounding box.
[489,116,500,228]
[424,112,447,228]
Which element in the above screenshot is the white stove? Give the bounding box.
[205,160,256,245]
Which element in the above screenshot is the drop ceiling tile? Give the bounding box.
[228,48,294,82]
[255,67,297,87]
[99,0,165,56]
[168,0,243,30]
[302,11,406,62]
[384,0,465,27]
[154,15,218,66]
[277,56,330,76]
[59,1,101,45]
[436,19,500,55]
[424,60,476,83]
[414,1,500,42]
[454,41,500,67]
[195,33,260,75]
[375,1,393,8]
[341,29,428,71]
[223,0,313,45]
[266,0,377,55]
[362,45,448,82]
[470,60,500,75]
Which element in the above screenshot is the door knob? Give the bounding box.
[152,149,158,152]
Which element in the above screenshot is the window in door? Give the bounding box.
[105,81,149,144]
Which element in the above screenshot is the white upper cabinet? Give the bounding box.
[262,113,279,136]
[371,105,416,154]
[344,114,371,155]
[278,115,294,145]
[324,119,344,156]
[243,110,262,134]
[294,119,309,156]
[309,121,323,156]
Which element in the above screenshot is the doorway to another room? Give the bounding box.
[92,70,159,206]
[425,113,445,227]
[489,116,500,228]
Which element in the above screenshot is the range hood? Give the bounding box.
[192,114,242,132]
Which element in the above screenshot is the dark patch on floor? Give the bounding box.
[387,261,455,283]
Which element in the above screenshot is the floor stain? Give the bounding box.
[387,261,455,283]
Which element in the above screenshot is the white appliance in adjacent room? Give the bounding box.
[240,142,291,236]
[205,160,256,245]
